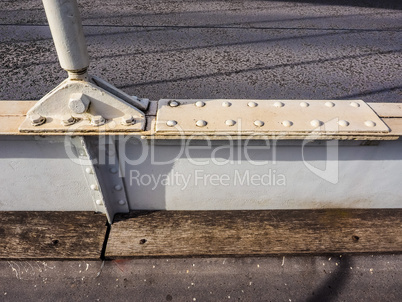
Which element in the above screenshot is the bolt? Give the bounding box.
[195,101,206,107]
[248,101,258,108]
[166,120,177,127]
[114,185,122,191]
[118,200,126,205]
[300,102,309,108]
[85,167,93,174]
[222,101,232,107]
[95,200,103,205]
[169,100,179,107]
[69,93,90,114]
[61,115,76,126]
[350,102,360,108]
[254,120,264,127]
[338,120,349,127]
[274,101,284,108]
[325,101,335,108]
[225,120,236,126]
[365,120,376,127]
[30,114,46,126]
[282,120,293,127]
[90,184,98,191]
[196,120,207,127]
[310,119,323,127]
[121,114,135,126]
[91,115,106,126]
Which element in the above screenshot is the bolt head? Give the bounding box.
[166,120,177,127]
[282,120,293,127]
[248,101,258,108]
[69,93,90,114]
[110,167,118,174]
[310,119,323,128]
[121,114,135,126]
[254,120,264,127]
[114,184,122,191]
[85,167,93,174]
[61,115,76,126]
[196,120,207,127]
[118,200,126,205]
[90,184,98,191]
[222,101,232,107]
[169,100,179,107]
[274,101,284,108]
[338,120,349,127]
[30,114,46,126]
[195,101,206,107]
[350,102,360,108]
[300,102,309,108]
[91,115,106,126]
[225,119,236,126]
[95,200,103,205]
[365,120,376,127]
[325,101,335,108]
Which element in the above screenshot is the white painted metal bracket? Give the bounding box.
[156,99,389,135]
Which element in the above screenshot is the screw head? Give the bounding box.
[91,115,106,126]
[325,101,335,108]
[166,120,177,127]
[121,114,135,126]
[364,120,376,127]
[254,120,264,127]
[282,120,293,127]
[248,101,258,108]
[30,114,46,126]
[300,102,309,108]
[310,119,323,127]
[222,101,232,107]
[225,119,236,126]
[195,101,206,107]
[169,100,179,107]
[274,101,284,108]
[338,120,350,127]
[350,102,360,108]
[196,120,207,127]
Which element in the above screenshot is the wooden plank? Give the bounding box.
[0,212,107,259]
[368,102,402,118]
[106,210,402,258]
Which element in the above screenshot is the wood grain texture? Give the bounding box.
[106,210,402,258]
[0,212,107,259]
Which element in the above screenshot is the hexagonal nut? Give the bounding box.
[90,115,106,126]
[69,93,90,114]
[121,114,135,126]
[61,115,77,126]
[30,114,46,126]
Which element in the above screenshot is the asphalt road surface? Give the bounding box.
[0,0,401,301]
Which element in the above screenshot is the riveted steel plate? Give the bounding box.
[156,99,389,135]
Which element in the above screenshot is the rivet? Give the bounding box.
[85,167,93,174]
[300,102,309,108]
[282,120,293,127]
[222,101,232,107]
[274,101,284,108]
[166,120,177,127]
[121,114,135,126]
[365,120,376,127]
[95,200,103,205]
[118,200,126,205]
[248,101,258,108]
[196,120,207,127]
[254,120,264,127]
[325,101,335,108]
[114,185,122,191]
[90,184,98,191]
[61,115,76,126]
[91,115,106,126]
[30,114,46,126]
[310,119,323,127]
[195,101,206,107]
[350,102,360,108]
[338,120,349,127]
[110,167,118,174]
[169,100,179,107]
[225,120,236,126]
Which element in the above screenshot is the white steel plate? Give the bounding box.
[156,99,389,134]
